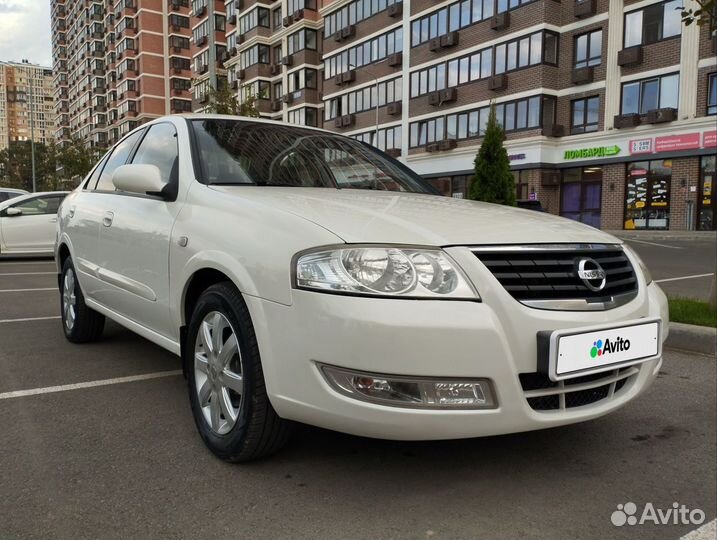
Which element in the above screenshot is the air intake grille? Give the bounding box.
[473,246,637,302]
[519,366,638,411]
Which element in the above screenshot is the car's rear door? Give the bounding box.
[94,122,180,339]
[0,194,65,253]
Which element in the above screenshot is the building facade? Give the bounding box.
[51,0,194,148]
[0,60,56,152]
[51,0,717,230]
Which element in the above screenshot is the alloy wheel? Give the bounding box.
[62,268,77,332]
[194,311,244,435]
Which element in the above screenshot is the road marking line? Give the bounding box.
[0,288,56,293]
[0,261,55,266]
[0,272,56,276]
[655,273,714,283]
[0,316,61,324]
[680,519,716,540]
[0,370,183,400]
[625,238,683,249]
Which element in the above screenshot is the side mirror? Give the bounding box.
[5,207,22,217]
[112,164,168,198]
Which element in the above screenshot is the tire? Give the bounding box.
[184,282,291,462]
[60,257,105,343]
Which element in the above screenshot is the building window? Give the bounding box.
[240,44,270,68]
[624,0,681,47]
[169,14,190,28]
[409,95,551,147]
[625,160,672,230]
[288,0,317,13]
[287,107,319,127]
[239,7,270,34]
[574,29,602,68]
[571,96,600,134]
[287,29,318,54]
[215,14,226,31]
[409,31,556,98]
[621,73,679,115]
[410,0,537,47]
[325,0,400,38]
[514,170,529,200]
[288,68,318,92]
[272,8,282,30]
[351,125,402,152]
[325,77,402,120]
[324,28,403,79]
[708,73,717,115]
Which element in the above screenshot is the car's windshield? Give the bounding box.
[191,119,434,193]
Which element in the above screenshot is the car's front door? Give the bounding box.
[67,130,146,301]
[0,194,65,253]
[95,122,181,339]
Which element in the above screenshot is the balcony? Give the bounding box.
[617,46,643,67]
[574,0,595,18]
[614,113,641,128]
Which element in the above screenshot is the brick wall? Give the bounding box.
[599,163,626,230]
[670,157,700,231]
[620,37,682,78]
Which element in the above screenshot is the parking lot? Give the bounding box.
[0,258,715,540]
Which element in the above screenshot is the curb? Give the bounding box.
[665,322,717,356]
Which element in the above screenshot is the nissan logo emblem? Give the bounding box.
[577,257,607,292]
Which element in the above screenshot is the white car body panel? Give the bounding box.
[55,115,669,441]
[0,191,68,256]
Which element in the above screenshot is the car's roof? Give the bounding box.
[151,114,334,135]
[0,190,70,210]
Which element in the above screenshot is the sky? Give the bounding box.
[0,0,53,67]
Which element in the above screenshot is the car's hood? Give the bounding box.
[209,186,620,246]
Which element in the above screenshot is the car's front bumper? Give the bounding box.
[246,249,668,440]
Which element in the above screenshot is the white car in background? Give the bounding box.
[0,191,68,257]
[55,115,668,463]
[0,187,29,203]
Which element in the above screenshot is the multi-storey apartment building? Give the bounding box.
[0,60,56,151]
[319,0,716,231]
[51,0,193,147]
[52,0,716,230]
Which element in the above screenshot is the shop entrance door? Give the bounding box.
[698,156,715,231]
[560,167,602,228]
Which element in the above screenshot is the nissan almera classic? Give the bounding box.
[55,116,668,462]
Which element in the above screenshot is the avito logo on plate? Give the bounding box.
[590,337,631,359]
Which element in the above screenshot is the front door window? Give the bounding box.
[560,167,602,228]
[698,156,715,231]
[625,160,672,230]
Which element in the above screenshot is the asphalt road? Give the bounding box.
[0,260,715,540]
[623,238,716,301]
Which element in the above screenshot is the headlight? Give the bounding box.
[624,245,653,285]
[295,246,479,299]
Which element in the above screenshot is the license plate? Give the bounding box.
[538,318,662,381]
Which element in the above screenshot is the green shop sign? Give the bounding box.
[563,145,621,160]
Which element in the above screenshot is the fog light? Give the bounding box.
[318,364,497,409]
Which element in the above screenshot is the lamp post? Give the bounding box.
[348,62,381,149]
[29,72,37,193]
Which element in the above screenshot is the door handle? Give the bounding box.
[102,211,114,227]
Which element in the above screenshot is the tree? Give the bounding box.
[0,141,57,192]
[208,80,261,118]
[469,103,516,206]
[55,138,104,185]
[680,0,717,28]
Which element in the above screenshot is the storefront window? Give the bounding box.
[698,156,715,230]
[624,160,672,230]
[561,167,602,228]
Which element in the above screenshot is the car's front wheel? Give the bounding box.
[60,257,105,343]
[185,282,291,462]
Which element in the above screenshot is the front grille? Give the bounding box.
[472,245,637,303]
[519,366,638,411]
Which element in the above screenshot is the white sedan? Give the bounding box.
[55,115,668,462]
[0,191,68,257]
